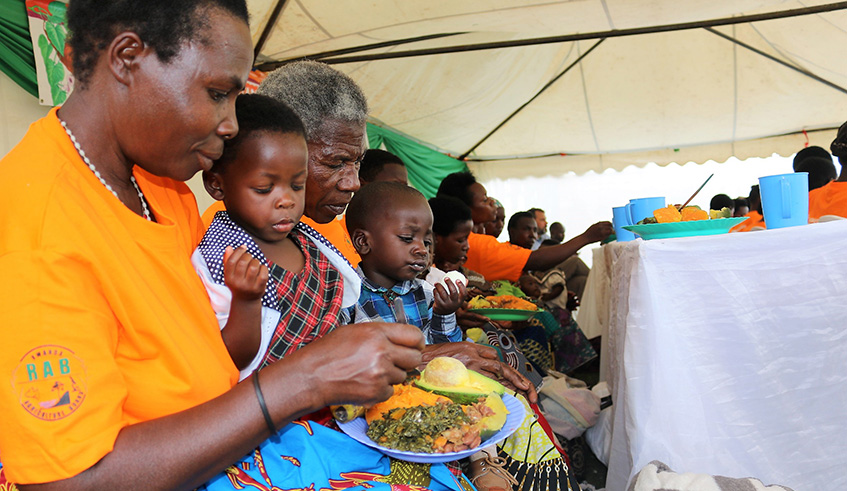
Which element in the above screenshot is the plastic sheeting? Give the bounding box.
[588,222,847,490]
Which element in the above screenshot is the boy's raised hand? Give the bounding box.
[223,245,269,300]
[432,278,467,315]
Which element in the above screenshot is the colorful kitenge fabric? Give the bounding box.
[513,318,554,375]
[0,463,19,491]
[197,212,344,365]
[496,393,578,491]
[200,421,474,491]
[530,309,596,374]
[468,322,544,389]
[339,267,461,344]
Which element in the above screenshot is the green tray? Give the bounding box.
[468,308,541,321]
[623,217,748,240]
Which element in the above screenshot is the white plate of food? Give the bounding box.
[337,393,525,463]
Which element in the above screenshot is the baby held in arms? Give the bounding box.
[192,93,344,378]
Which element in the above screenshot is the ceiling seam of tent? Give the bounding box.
[746,22,835,80]
[280,2,847,66]
[462,126,841,162]
[704,26,847,95]
[457,39,606,160]
[297,0,332,39]
[576,41,601,154]
[732,24,738,150]
[308,33,469,61]
[600,0,616,29]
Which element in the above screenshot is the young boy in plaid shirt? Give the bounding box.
[192,94,344,379]
[340,182,465,343]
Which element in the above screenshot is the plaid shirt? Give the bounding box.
[339,267,460,344]
[197,212,343,366]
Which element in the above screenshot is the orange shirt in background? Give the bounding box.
[202,199,226,228]
[465,232,532,283]
[730,211,765,232]
[808,181,847,220]
[0,109,238,484]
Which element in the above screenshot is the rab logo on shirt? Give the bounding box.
[13,345,87,421]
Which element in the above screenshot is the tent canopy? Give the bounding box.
[246,0,847,178]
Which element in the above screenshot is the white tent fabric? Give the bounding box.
[247,0,847,177]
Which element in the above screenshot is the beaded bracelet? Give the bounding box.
[252,370,276,434]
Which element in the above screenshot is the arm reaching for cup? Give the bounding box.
[524,221,612,271]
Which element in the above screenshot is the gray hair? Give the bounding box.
[257,60,368,139]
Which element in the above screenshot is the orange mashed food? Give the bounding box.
[366,384,450,424]
[485,295,538,310]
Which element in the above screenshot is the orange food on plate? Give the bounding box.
[653,205,682,223]
[486,295,537,311]
[681,206,709,221]
[366,384,449,423]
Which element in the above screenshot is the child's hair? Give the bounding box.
[428,196,472,236]
[507,211,535,231]
[796,156,837,190]
[360,149,405,182]
[709,193,734,211]
[211,93,306,173]
[346,181,427,234]
[436,171,477,207]
[793,145,832,171]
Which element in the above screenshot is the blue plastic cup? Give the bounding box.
[759,173,808,229]
[628,197,666,225]
[612,205,637,241]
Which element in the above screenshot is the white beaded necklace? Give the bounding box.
[60,119,152,221]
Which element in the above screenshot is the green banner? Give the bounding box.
[0,0,38,97]
[367,122,467,199]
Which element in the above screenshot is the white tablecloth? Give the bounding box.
[589,221,847,491]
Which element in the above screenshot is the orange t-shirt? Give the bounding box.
[464,233,532,283]
[808,181,847,220]
[0,109,238,484]
[201,203,361,266]
[730,211,765,232]
[300,215,361,266]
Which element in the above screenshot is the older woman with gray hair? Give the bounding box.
[259,61,369,229]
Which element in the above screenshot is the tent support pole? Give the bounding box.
[255,33,468,71]
[277,2,847,65]
[704,27,847,95]
[253,0,289,62]
[458,39,605,160]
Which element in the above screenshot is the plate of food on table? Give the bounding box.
[334,357,525,463]
[466,294,541,321]
[623,205,749,240]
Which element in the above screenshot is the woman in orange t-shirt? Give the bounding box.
[0,2,428,489]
